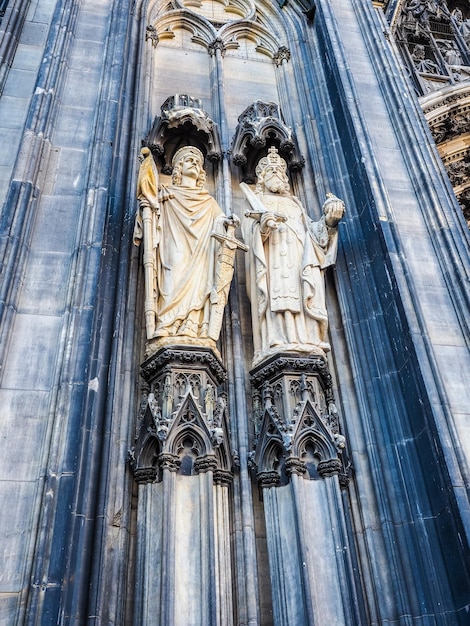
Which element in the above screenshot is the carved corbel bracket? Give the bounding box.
[208,37,226,57]
[144,95,222,174]
[129,346,234,483]
[250,354,349,489]
[272,46,291,66]
[230,101,304,183]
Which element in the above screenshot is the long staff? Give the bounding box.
[136,147,160,339]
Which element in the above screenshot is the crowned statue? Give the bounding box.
[134,145,244,355]
[242,146,345,366]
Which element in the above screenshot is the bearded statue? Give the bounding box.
[242,146,345,366]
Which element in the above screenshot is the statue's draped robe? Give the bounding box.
[242,191,338,362]
[153,185,225,338]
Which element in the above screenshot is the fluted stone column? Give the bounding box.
[251,354,361,625]
[130,347,235,626]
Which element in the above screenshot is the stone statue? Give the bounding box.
[134,145,243,353]
[241,146,345,366]
[460,19,470,47]
[440,41,463,67]
[411,44,439,74]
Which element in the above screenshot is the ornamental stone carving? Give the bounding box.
[411,43,440,74]
[231,101,304,182]
[208,37,226,56]
[129,347,234,483]
[145,95,222,168]
[241,146,345,367]
[395,0,470,95]
[272,46,291,66]
[249,354,348,488]
[134,145,245,355]
[421,85,470,226]
[376,0,470,220]
[145,24,159,47]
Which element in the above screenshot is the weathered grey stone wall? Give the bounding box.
[308,0,470,621]
[0,0,469,624]
[0,0,141,621]
[0,0,51,200]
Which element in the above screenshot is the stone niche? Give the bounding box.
[144,94,222,174]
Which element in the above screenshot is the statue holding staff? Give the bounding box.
[134,145,244,353]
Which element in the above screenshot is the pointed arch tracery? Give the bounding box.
[176,0,255,24]
[146,0,287,55]
[294,425,338,464]
[219,20,283,58]
[151,10,218,49]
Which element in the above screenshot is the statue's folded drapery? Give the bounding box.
[243,192,338,359]
[154,185,225,338]
[241,147,344,365]
[134,145,242,351]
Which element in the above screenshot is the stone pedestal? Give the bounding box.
[130,346,234,626]
[250,354,359,625]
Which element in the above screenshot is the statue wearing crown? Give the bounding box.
[134,145,243,355]
[241,146,345,366]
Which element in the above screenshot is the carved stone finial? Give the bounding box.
[146,25,159,48]
[208,38,226,57]
[273,46,291,66]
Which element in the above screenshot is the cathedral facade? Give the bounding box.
[0,0,469,624]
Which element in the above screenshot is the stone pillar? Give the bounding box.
[130,347,235,626]
[251,354,360,625]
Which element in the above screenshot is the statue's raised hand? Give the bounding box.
[322,193,345,228]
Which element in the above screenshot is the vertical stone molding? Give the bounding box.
[250,354,357,625]
[130,347,235,626]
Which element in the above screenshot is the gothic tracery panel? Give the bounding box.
[387,0,470,225]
